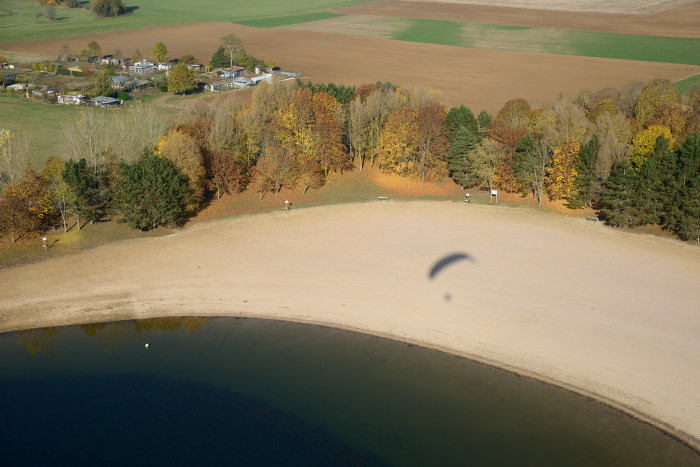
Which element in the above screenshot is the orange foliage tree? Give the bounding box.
[0,170,53,243]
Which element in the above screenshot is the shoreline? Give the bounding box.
[2,201,699,451]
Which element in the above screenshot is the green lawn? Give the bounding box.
[237,12,343,28]
[675,73,700,93]
[0,93,174,170]
[0,0,369,44]
[0,93,84,168]
[388,18,700,65]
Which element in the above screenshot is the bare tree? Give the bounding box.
[221,33,245,67]
[0,130,31,187]
[62,107,107,175]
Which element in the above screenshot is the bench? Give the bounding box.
[586,216,599,222]
[377,196,389,201]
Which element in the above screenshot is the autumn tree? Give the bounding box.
[63,107,110,177]
[133,49,142,61]
[354,83,379,103]
[152,41,168,63]
[206,151,245,199]
[379,108,416,177]
[156,128,206,210]
[630,125,674,170]
[167,62,197,94]
[62,158,101,229]
[0,129,31,187]
[349,98,371,170]
[311,91,348,176]
[221,34,245,68]
[487,119,527,191]
[0,170,53,243]
[209,99,250,160]
[634,79,680,128]
[253,141,296,197]
[413,102,449,183]
[111,102,166,163]
[536,97,589,150]
[592,112,631,191]
[87,40,101,60]
[496,98,531,129]
[43,157,73,233]
[546,142,581,201]
[113,150,191,230]
[467,138,505,192]
[513,134,550,206]
[92,71,113,97]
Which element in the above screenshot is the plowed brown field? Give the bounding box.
[337,1,700,36]
[3,21,697,112]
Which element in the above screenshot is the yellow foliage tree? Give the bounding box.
[630,125,674,170]
[378,108,417,177]
[156,129,206,210]
[546,142,580,200]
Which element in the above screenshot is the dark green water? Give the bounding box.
[0,317,697,466]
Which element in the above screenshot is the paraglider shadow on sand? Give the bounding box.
[428,253,476,301]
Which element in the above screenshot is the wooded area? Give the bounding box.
[1,78,699,243]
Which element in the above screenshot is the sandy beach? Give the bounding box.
[1,201,699,449]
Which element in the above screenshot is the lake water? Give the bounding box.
[1,317,697,466]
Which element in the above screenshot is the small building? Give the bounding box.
[208,78,248,92]
[1,70,17,84]
[100,55,124,66]
[57,94,88,105]
[90,96,120,108]
[187,64,203,72]
[131,79,150,92]
[157,63,172,72]
[220,66,246,78]
[129,60,157,74]
[249,74,272,86]
[111,75,132,89]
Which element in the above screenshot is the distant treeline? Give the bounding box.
[1,78,698,243]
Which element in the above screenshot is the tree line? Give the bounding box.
[1,78,698,243]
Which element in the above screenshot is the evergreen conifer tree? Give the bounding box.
[445,106,478,143]
[62,158,102,229]
[666,133,700,240]
[114,150,191,230]
[568,137,598,208]
[446,127,477,188]
[599,159,638,227]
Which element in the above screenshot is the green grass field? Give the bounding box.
[0,0,368,44]
[0,93,175,170]
[389,18,700,65]
[675,73,700,93]
[0,93,85,168]
[237,12,343,28]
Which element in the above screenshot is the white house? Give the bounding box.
[129,60,157,74]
